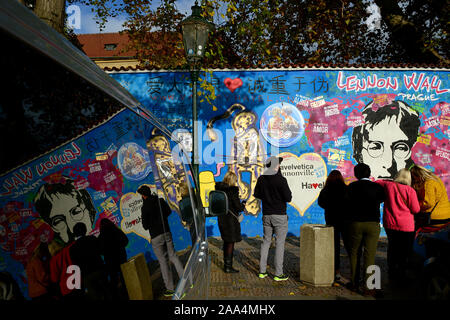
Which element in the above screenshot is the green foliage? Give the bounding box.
[120,0,186,69]
[199,69,218,111]
[71,0,448,67]
[69,0,448,109]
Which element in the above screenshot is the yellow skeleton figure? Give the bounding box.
[207,103,265,216]
[230,110,265,216]
[147,133,186,213]
[207,104,266,216]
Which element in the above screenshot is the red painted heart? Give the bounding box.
[224,78,243,93]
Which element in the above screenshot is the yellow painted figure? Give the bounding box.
[229,110,265,216]
[199,171,216,207]
[147,134,186,213]
[206,104,266,216]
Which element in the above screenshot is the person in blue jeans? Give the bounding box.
[138,185,184,297]
[254,156,292,281]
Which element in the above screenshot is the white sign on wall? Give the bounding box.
[120,189,153,242]
[279,152,327,216]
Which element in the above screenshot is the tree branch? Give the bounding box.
[374,0,444,64]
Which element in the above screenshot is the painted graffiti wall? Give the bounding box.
[110,68,449,238]
[1,68,448,298]
[0,108,191,298]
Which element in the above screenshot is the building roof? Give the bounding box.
[77,32,136,58]
[103,62,449,72]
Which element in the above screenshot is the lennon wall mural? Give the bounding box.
[0,68,448,298]
[110,69,449,238]
[0,109,191,298]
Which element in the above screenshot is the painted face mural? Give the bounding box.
[2,69,447,298]
[34,178,96,243]
[0,108,196,298]
[352,100,420,179]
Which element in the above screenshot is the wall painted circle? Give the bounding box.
[260,102,305,147]
[117,142,152,181]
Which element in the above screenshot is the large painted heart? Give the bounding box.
[278,152,327,216]
[224,77,243,93]
[120,191,151,242]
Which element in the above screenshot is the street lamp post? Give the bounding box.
[181,1,214,183]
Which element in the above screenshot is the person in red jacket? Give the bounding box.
[48,239,83,300]
[376,168,420,284]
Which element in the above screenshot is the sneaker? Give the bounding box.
[274,274,289,281]
[164,289,175,297]
[258,272,268,279]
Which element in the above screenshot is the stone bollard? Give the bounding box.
[300,224,334,287]
[120,253,153,300]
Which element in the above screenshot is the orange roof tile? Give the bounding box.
[77,33,136,58]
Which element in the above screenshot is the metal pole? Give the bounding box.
[191,68,199,183]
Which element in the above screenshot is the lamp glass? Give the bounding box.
[182,23,210,64]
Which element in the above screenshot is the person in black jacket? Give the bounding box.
[254,156,292,281]
[347,163,385,296]
[137,185,184,297]
[70,223,110,300]
[215,171,246,273]
[98,218,129,300]
[318,170,349,283]
[179,182,196,247]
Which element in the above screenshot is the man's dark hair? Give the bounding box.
[73,222,87,238]
[137,185,152,197]
[354,163,371,180]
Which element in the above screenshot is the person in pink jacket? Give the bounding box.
[376,168,420,284]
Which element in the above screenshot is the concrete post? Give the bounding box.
[120,253,153,300]
[300,224,335,287]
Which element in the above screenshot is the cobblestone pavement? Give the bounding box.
[207,236,423,300]
[150,235,424,300]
